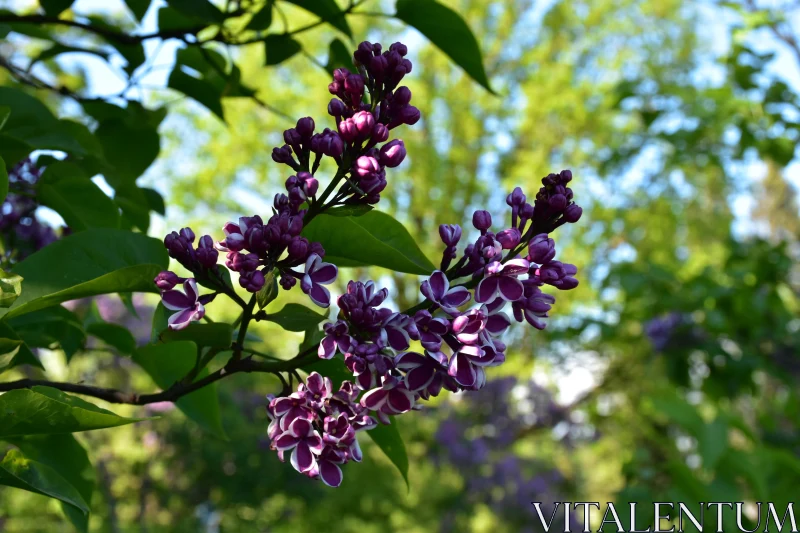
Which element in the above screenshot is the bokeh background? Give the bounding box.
[1,0,799,531]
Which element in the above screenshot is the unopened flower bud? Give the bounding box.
[439,224,462,246]
[390,42,408,56]
[527,234,556,264]
[180,227,195,243]
[288,236,310,260]
[328,98,346,117]
[196,235,219,267]
[154,271,182,290]
[296,117,315,140]
[563,203,583,223]
[497,228,521,250]
[506,186,526,207]
[239,270,266,292]
[371,123,389,143]
[353,110,375,139]
[393,86,412,107]
[379,139,406,168]
[472,210,492,231]
[338,118,358,143]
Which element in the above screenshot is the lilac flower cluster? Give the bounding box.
[266,372,376,487]
[0,158,60,265]
[154,40,584,488]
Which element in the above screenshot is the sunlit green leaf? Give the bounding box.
[0,386,145,437]
[265,303,327,332]
[264,34,302,65]
[302,210,435,274]
[395,0,495,93]
[366,421,409,489]
[0,449,89,515]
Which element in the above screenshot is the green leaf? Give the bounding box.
[246,0,273,30]
[0,449,89,515]
[0,268,22,308]
[9,434,95,532]
[124,0,151,21]
[0,320,42,372]
[95,118,160,184]
[326,38,352,74]
[86,322,136,355]
[7,306,86,361]
[142,187,166,215]
[0,88,85,154]
[166,0,224,23]
[160,323,234,349]
[0,229,168,320]
[0,155,5,204]
[40,0,75,16]
[114,183,153,232]
[256,269,279,309]
[38,164,121,231]
[150,302,169,343]
[168,66,225,121]
[0,106,10,131]
[699,417,728,470]
[0,386,145,437]
[264,34,302,66]
[394,0,494,93]
[324,204,373,217]
[284,0,351,37]
[157,5,207,31]
[366,421,409,489]
[265,303,327,332]
[302,210,435,275]
[134,342,227,439]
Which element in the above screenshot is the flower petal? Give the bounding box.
[308,283,331,308]
[310,263,338,285]
[291,442,316,473]
[161,290,191,311]
[319,460,343,487]
[441,286,471,308]
[497,277,524,301]
[475,277,499,303]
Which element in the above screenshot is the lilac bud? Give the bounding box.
[288,236,310,260]
[379,139,406,168]
[285,175,301,191]
[370,55,388,77]
[323,132,344,157]
[271,145,293,164]
[333,68,350,82]
[371,123,389,143]
[398,105,420,126]
[296,117,315,140]
[353,111,375,139]
[180,227,195,243]
[288,215,304,236]
[280,274,297,290]
[229,252,259,272]
[284,128,301,147]
[520,202,535,221]
[439,224,462,246]
[472,210,492,231]
[154,271,182,291]
[506,186,526,207]
[560,169,573,182]
[563,203,583,223]
[309,241,325,258]
[390,42,408,56]
[393,86,412,107]
[198,293,217,305]
[345,74,365,98]
[338,118,358,143]
[354,41,374,66]
[302,175,319,197]
[549,194,567,211]
[196,235,219,268]
[497,228,521,250]
[239,270,266,292]
[355,155,382,178]
[328,98,346,117]
[527,234,556,264]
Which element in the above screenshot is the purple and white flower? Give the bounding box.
[420,270,471,314]
[161,279,205,330]
[300,254,338,308]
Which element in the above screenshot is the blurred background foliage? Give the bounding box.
[1,0,799,531]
